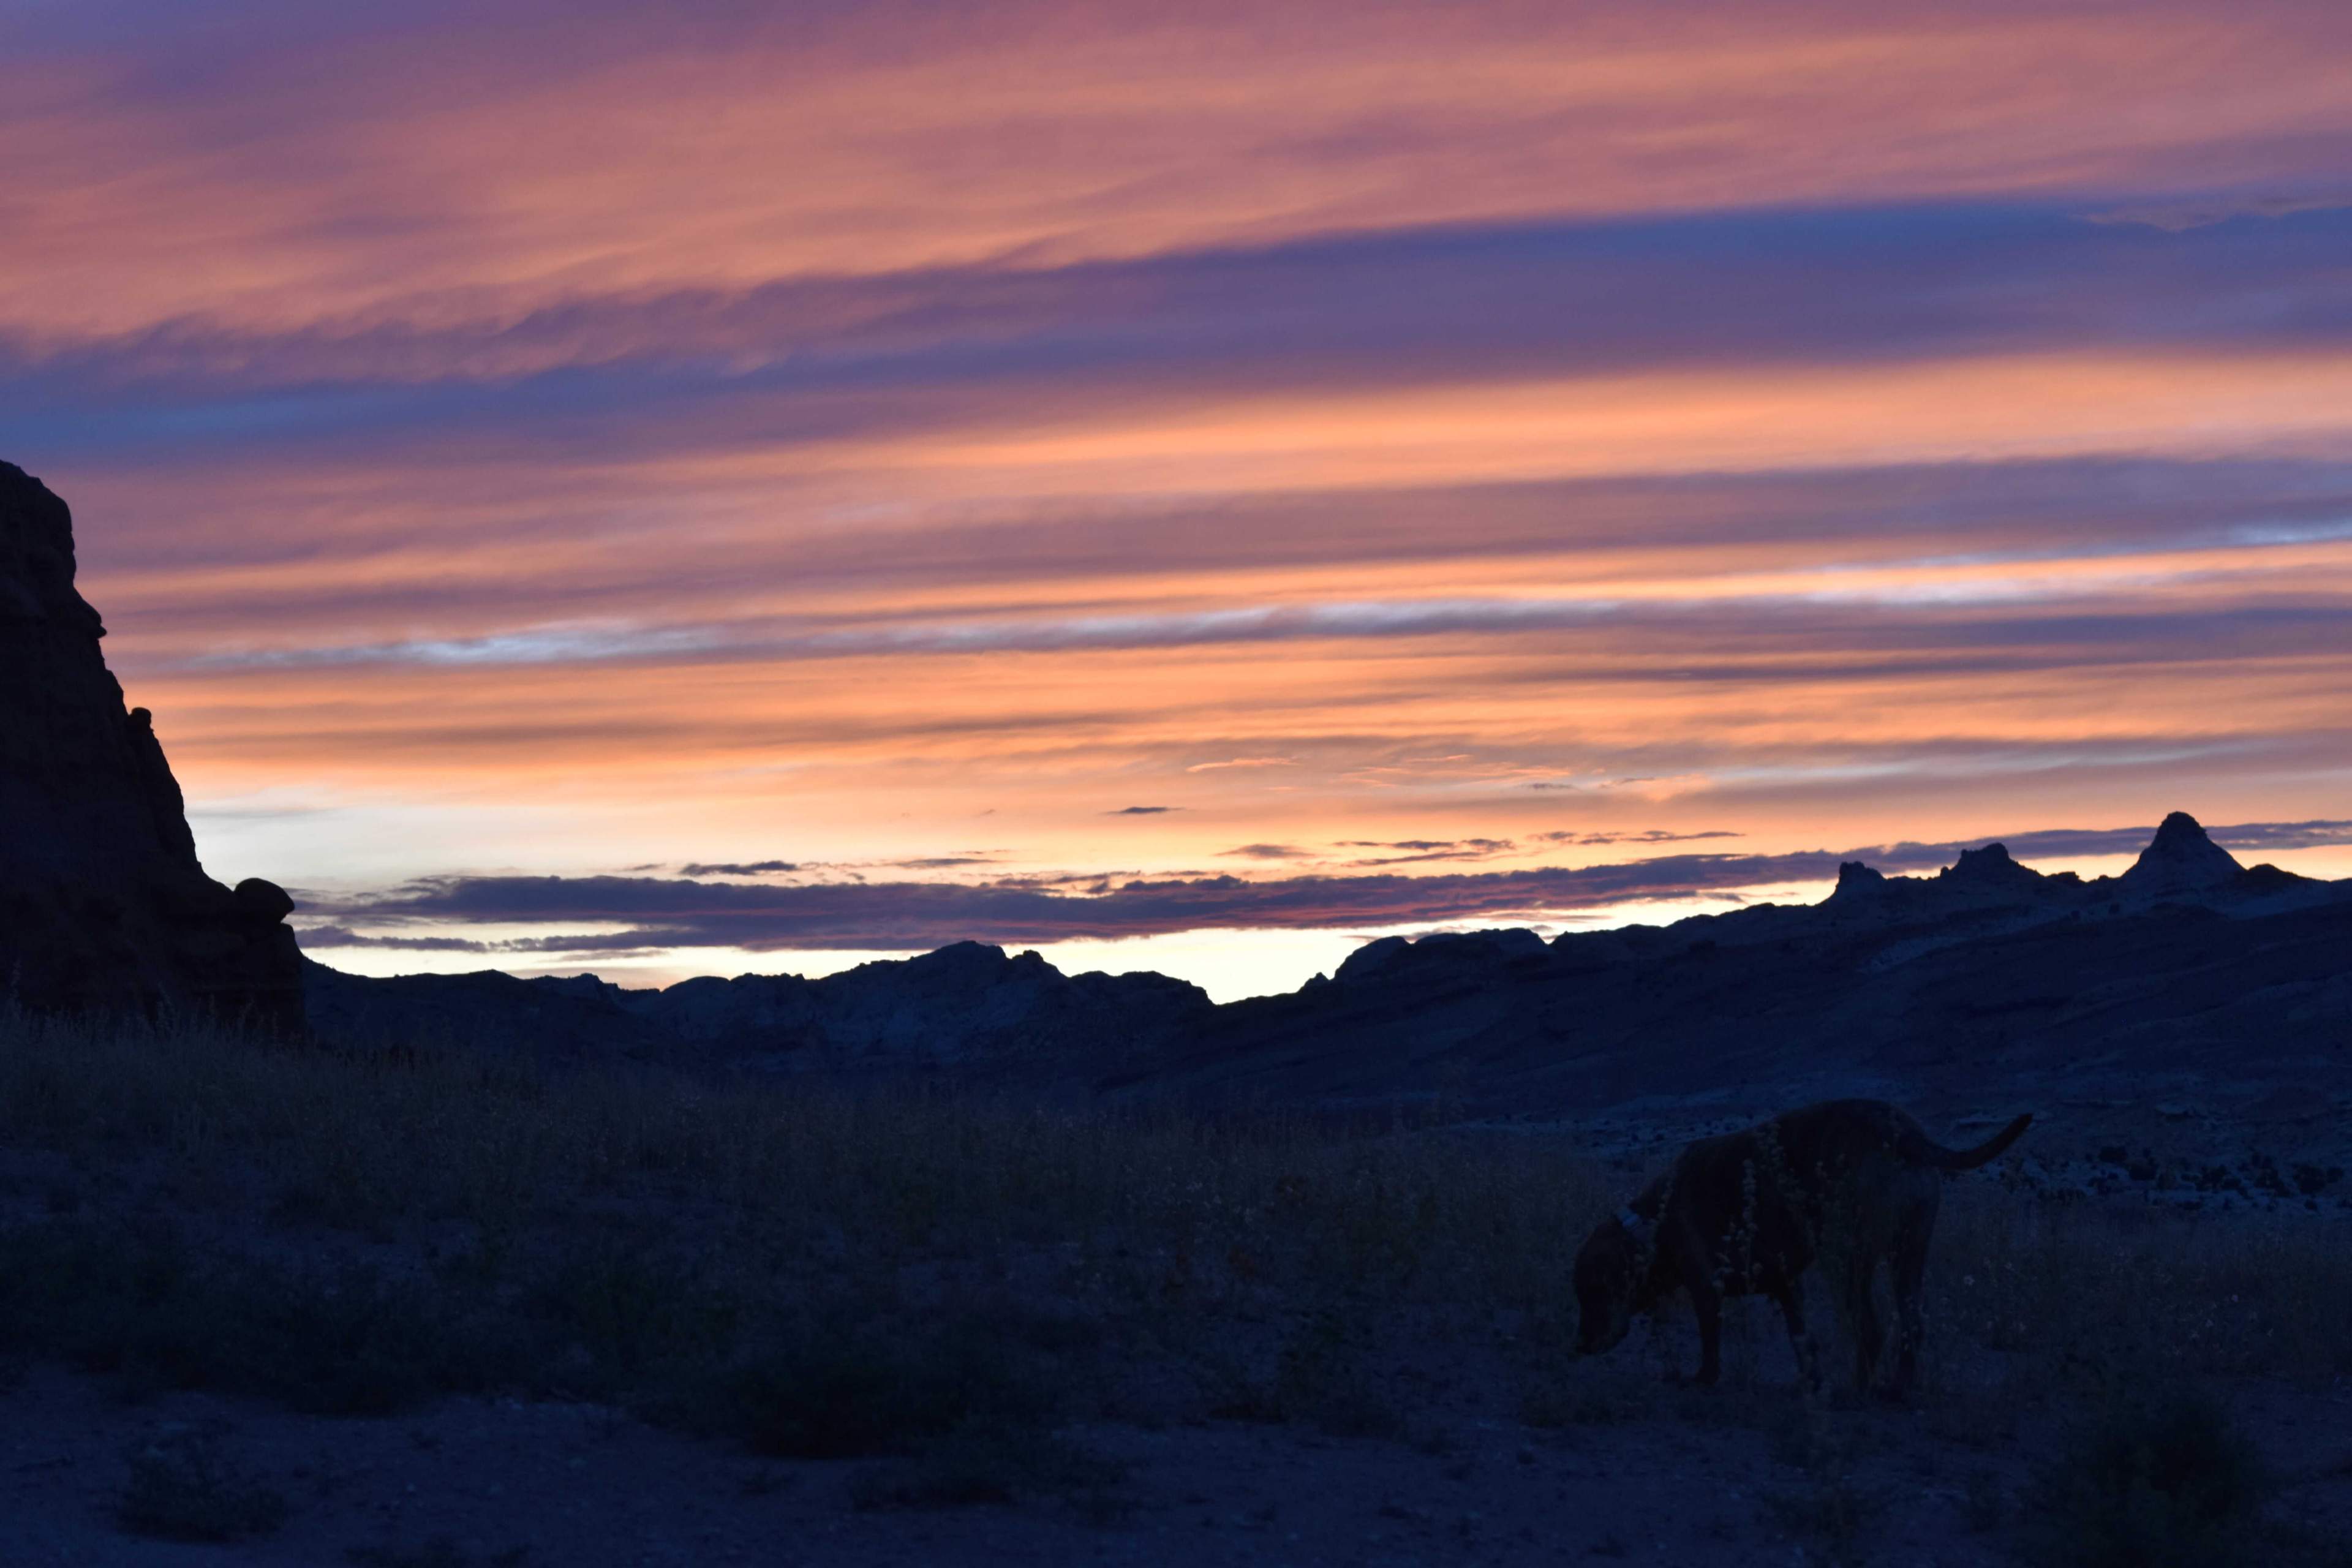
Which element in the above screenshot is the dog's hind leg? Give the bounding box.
[1839,1254,1885,1393]
[1689,1275,1724,1386]
[1887,1190,1939,1396]
[1770,1280,1822,1392]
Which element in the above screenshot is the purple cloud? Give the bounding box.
[296,817,2352,956]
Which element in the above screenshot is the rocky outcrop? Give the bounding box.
[2120,810,2244,897]
[1934,841,2049,899]
[0,462,302,1030]
[644,941,1214,1068]
[1333,928,1548,986]
[1825,861,1887,904]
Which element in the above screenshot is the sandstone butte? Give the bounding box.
[0,460,303,1031]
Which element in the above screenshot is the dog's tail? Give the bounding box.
[1904,1112,2032,1172]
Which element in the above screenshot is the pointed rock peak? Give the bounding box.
[2121,810,2241,893]
[1941,842,2041,887]
[1828,861,1887,900]
[2150,811,2213,848]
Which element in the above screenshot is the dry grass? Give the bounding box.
[1925,1194,2352,1384]
[0,1006,1608,1310]
[116,1426,288,1542]
[1,1001,2346,1479]
[0,1005,1609,1477]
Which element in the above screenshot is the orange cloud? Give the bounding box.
[6,5,2351,337]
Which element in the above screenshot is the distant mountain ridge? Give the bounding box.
[1136,813,2352,1210]
[306,936,1213,1072]
[307,812,2352,1166]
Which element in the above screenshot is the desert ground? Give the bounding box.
[3,1011,2348,1566]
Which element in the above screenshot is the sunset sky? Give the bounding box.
[11,0,2352,997]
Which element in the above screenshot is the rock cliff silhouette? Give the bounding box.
[0,462,302,1028]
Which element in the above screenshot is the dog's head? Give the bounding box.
[1573,1210,1648,1355]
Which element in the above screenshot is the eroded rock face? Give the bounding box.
[0,461,303,1029]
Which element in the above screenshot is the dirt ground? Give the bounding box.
[7,1337,2349,1567]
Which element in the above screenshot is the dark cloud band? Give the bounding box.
[296,818,2352,956]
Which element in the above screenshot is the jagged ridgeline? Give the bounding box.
[309,807,2351,1156]
[0,462,303,1029]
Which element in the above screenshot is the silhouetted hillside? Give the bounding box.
[306,813,2352,1182]
[306,939,1212,1073]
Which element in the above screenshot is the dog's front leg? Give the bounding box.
[1688,1276,1723,1385]
[1771,1281,1822,1392]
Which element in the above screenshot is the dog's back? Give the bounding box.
[1643,1101,1930,1254]
[1693,1099,2031,1204]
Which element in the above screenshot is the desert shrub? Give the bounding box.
[2023,1390,2267,1568]
[117,1429,287,1543]
[0,1217,192,1374]
[1760,1476,1877,1566]
[519,1233,744,1387]
[1196,1309,1404,1436]
[0,1219,517,1413]
[1270,1309,1403,1438]
[227,1261,521,1414]
[660,1310,1051,1459]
